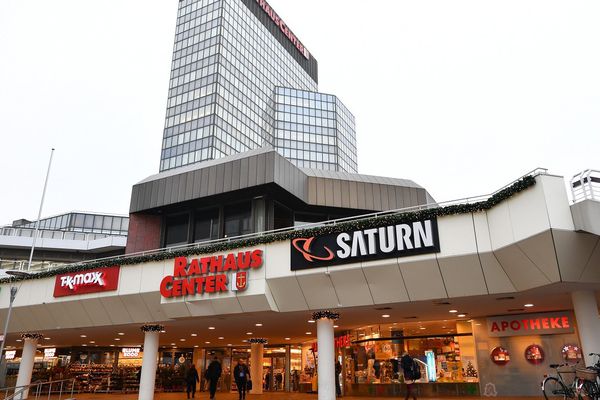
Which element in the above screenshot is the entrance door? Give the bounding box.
[263,354,286,391]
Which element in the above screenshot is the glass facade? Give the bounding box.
[159,0,357,173]
[12,212,129,236]
[273,87,357,172]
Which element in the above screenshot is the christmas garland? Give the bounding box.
[141,324,165,332]
[247,338,268,344]
[312,311,340,321]
[21,333,45,340]
[0,175,536,283]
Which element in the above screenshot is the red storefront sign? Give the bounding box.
[53,266,120,297]
[311,334,352,353]
[486,311,575,337]
[255,0,310,59]
[160,250,263,298]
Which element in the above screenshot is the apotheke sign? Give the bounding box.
[486,311,575,337]
[291,218,440,271]
[255,0,310,59]
[53,266,120,297]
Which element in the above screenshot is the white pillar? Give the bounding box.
[138,326,161,400]
[572,291,600,366]
[250,341,264,394]
[317,317,336,400]
[15,334,41,400]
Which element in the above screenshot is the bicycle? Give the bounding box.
[543,363,578,399]
[575,353,600,400]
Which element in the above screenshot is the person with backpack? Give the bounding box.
[400,352,420,400]
[205,356,222,400]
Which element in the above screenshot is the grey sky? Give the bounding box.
[1,0,599,225]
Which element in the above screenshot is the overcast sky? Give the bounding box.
[1,0,599,225]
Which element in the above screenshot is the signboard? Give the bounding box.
[53,266,120,297]
[122,348,141,358]
[311,334,351,353]
[5,350,16,360]
[44,348,56,360]
[486,311,575,337]
[291,219,440,271]
[160,250,263,298]
[255,0,310,59]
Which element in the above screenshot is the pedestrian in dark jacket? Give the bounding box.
[185,364,200,399]
[335,360,342,396]
[233,359,250,400]
[205,357,222,399]
[401,352,418,400]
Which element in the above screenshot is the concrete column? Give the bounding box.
[315,312,338,400]
[15,334,42,400]
[138,325,162,400]
[249,340,265,394]
[572,291,600,366]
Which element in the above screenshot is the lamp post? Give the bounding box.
[0,270,31,387]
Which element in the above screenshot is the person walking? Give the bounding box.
[205,356,222,399]
[185,364,200,399]
[233,358,251,400]
[400,352,420,400]
[335,360,342,396]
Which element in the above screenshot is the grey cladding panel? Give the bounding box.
[324,179,334,206]
[248,156,258,187]
[150,180,160,208]
[340,180,350,208]
[223,162,233,192]
[380,186,389,210]
[372,184,382,210]
[364,183,374,210]
[409,187,418,206]
[208,166,217,196]
[130,185,140,213]
[266,152,275,183]
[179,173,188,201]
[157,179,166,208]
[316,178,326,205]
[349,181,358,209]
[231,160,241,191]
[215,164,225,195]
[356,182,366,209]
[239,158,249,189]
[170,174,181,205]
[308,177,317,204]
[417,188,427,204]
[192,170,202,198]
[256,154,266,185]
[387,186,397,210]
[332,180,342,208]
[164,178,173,208]
[200,169,210,197]
[402,187,411,208]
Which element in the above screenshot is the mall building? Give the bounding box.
[0,160,599,398]
[1,0,600,399]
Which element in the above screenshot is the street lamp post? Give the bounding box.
[0,271,31,387]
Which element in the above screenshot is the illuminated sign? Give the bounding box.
[486,312,574,337]
[122,348,141,358]
[255,0,310,59]
[53,266,120,297]
[5,350,16,360]
[291,219,440,270]
[160,250,263,298]
[311,334,351,353]
[44,348,56,359]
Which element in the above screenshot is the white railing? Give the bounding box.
[0,378,76,400]
[14,168,548,275]
[571,169,600,203]
[0,227,126,242]
[0,259,66,273]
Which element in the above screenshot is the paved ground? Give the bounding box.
[33,392,540,400]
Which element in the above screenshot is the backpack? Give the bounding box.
[406,358,421,380]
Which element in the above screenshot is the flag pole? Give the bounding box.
[26,148,55,271]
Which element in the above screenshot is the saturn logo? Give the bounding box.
[292,237,335,262]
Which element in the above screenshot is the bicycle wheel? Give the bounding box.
[543,376,569,399]
[578,380,600,400]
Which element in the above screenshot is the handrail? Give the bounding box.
[6,168,548,275]
[1,378,75,400]
[571,169,600,203]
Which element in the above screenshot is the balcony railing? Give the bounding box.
[571,169,600,203]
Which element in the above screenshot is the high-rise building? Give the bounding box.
[159,0,358,173]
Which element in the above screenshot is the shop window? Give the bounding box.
[194,208,219,242]
[274,202,293,230]
[164,214,189,247]
[224,202,252,238]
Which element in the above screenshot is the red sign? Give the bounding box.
[255,0,310,59]
[160,250,263,298]
[311,334,351,353]
[53,266,120,297]
[486,312,575,337]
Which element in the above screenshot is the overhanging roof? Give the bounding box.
[130,148,434,213]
